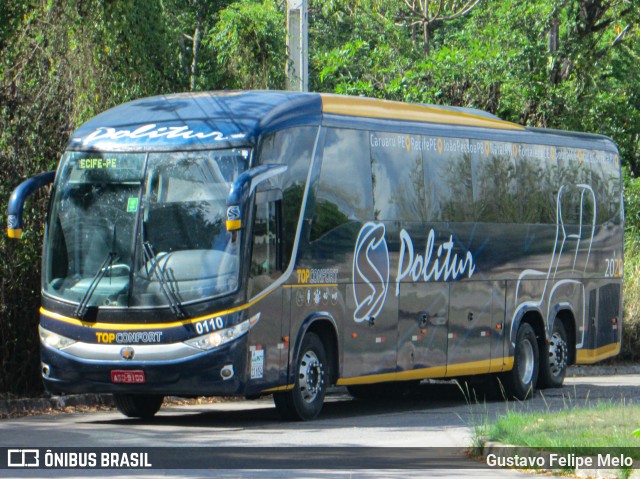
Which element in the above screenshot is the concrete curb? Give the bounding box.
[481,441,640,479]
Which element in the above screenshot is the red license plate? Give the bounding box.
[111,370,146,384]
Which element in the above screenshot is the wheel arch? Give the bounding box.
[511,307,545,352]
[513,309,546,362]
[292,313,339,386]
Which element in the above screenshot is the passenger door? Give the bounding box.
[245,192,287,392]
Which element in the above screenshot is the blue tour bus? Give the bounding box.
[8,91,623,420]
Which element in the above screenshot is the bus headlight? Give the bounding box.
[184,313,260,351]
[39,326,76,350]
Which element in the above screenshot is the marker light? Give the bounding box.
[184,313,260,351]
[39,326,77,350]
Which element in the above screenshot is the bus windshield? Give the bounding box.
[43,149,250,311]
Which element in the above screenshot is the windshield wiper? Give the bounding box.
[74,251,117,319]
[142,241,186,319]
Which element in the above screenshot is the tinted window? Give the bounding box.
[557,146,591,225]
[259,127,317,265]
[424,137,474,222]
[311,128,373,241]
[590,150,621,225]
[515,143,556,224]
[370,132,426,222]
[248,197,281,299]
[471,140,518,223]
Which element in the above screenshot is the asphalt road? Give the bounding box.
[1,373,639,478]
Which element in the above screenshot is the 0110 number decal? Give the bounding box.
[195,316,225,335]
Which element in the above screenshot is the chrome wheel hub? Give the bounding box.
[548,331,567,376]
[518,338,535,385]
[298,350,324,403]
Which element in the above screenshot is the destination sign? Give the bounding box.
[78,158,119,169]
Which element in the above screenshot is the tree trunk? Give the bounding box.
[423,0,430,56]
[190,8,203,91]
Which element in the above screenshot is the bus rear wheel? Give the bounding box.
[500,323,538,400]
[538,320,568,389]
[113,393,164,419]
[274,332,327,421]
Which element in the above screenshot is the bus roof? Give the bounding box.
[67,90,614,151]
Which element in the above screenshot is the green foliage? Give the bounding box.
[311,0,640,176]
[622,168,640,360]
[0,1,177,396]
[207,0,287,89]
[311,0,416,97]
[487,402,640,453]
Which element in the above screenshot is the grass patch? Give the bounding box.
[486,401,640,457]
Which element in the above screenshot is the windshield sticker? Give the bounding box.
[73,124,247,146]
[126,197,139,213]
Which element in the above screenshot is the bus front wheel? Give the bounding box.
[274,332,327,421]
[500,323,538,400]
[113,393,164,419]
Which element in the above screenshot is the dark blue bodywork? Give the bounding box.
[68,91,323,151]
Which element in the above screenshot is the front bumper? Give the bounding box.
[40,337,248,396]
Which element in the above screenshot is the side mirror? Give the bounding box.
[7,171,55,239]
[226,164,287,231]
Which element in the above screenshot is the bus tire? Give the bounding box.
[538,320,568,389]
[501,323,538,400]
[273,332,327,421]
[113,393,164,419]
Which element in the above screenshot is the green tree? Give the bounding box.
[396,0,481,56]
[0,1,177,396]
[163,0,232,91]
[206,0,287,89]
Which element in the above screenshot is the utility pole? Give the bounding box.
[286,0,308,92]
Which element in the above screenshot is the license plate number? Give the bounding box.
[111,370,146,384]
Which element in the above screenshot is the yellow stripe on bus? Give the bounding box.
[336,357,514,386]
[320,94,525,131]
[576,343,621,364]
[283,283,338,289]
[261,384,294,393]
[39,289,272,331]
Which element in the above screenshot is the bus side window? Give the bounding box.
[370,132,426,222]
[248,190,283,298]
[310,128,373,241]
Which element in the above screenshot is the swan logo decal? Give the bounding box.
[7,214,18,229]
[353,222,390,323]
